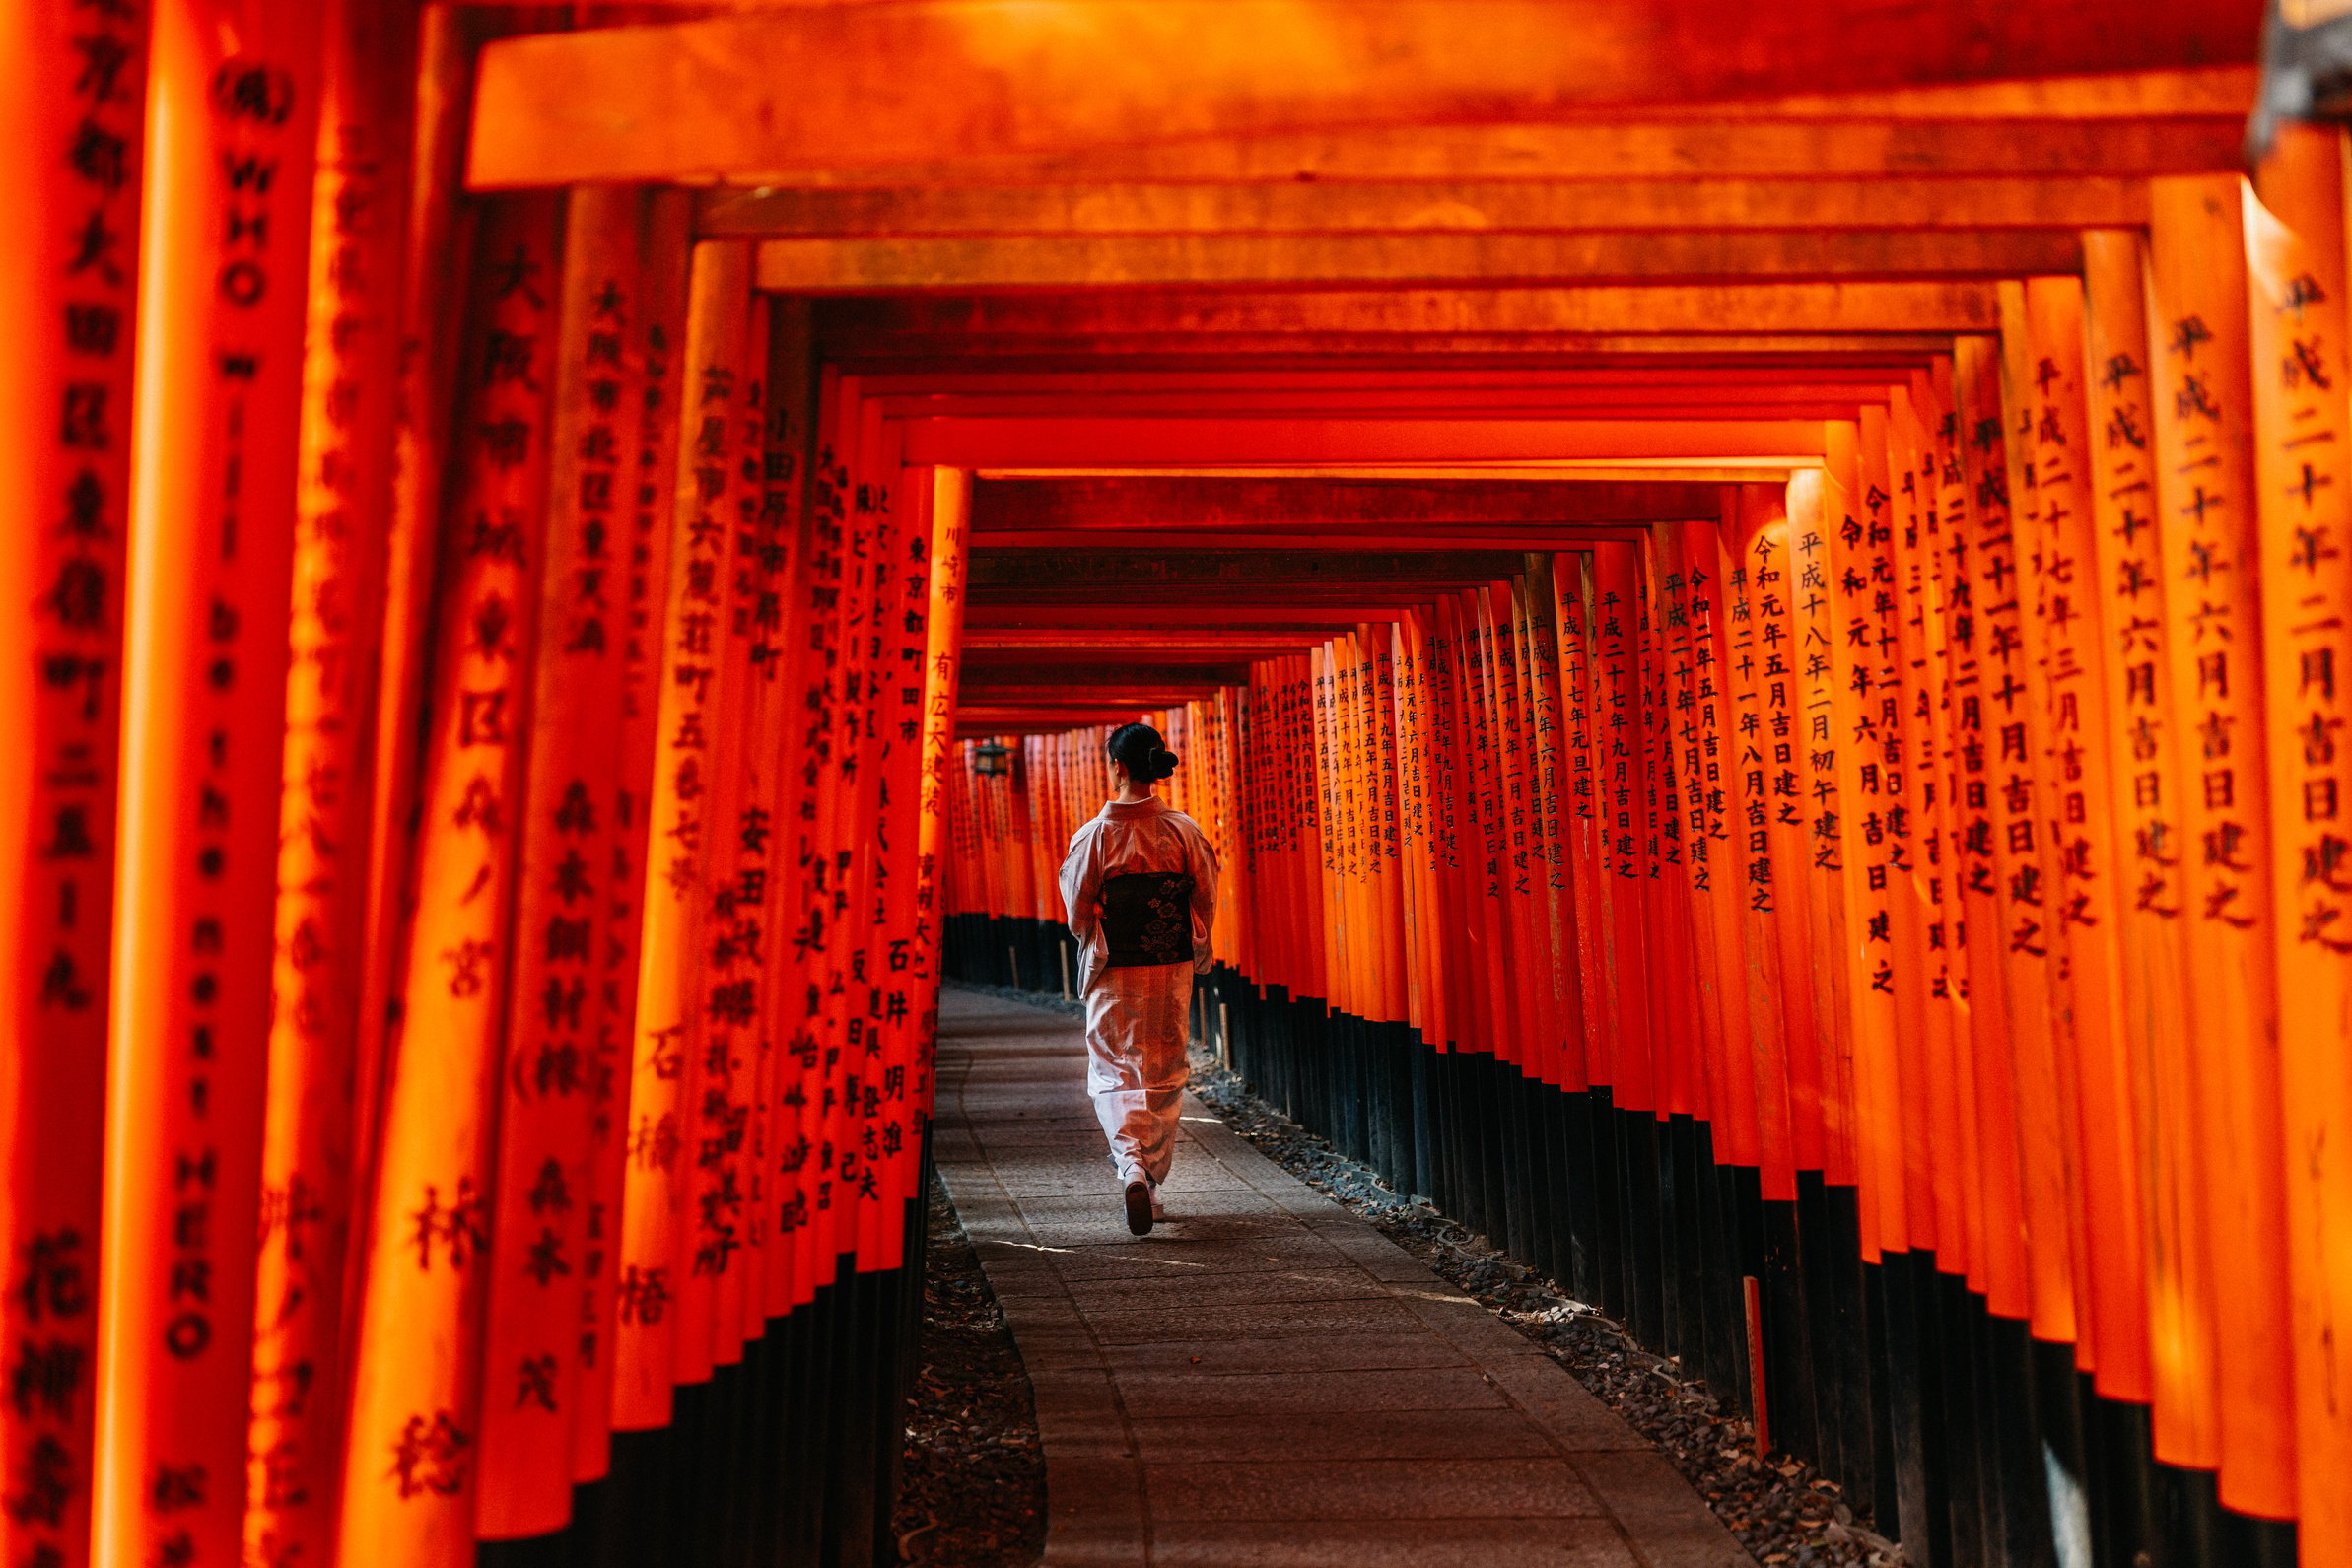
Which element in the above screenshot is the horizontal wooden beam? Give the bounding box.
[969,547,1525,589]
[827,283,1999,345]
[826,332,1961,363]
[956,715,1152,737]
[962,661,1257,687]
[466,4,2258,186]
[981,528,1657,550]
[955,703,1151,715]
[1686,64,2254,120]
[970,475,1719,531]
[961,116,2245,185]
[703,176,2149,240]
[955,686,1219,698]
[874,386,1892,429]
[854,362,1930,396]
[969,464,1812,485]
[962,647,1268,669]
[961,629,1322,653]
[963,603,1407,627]
[955,695,1214,712]
[906,415,1826,467]
[754,228,2081,292]
[869,380,1904,421]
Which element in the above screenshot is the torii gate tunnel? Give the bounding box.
[3,1,2350,1566]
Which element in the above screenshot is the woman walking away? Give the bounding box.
[1059,722,1219,1236]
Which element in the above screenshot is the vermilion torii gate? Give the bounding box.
[7,2,2351,1566]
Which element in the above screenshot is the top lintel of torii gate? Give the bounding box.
[464,0,2263,190]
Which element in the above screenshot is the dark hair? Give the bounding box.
[1107,722,1179,784]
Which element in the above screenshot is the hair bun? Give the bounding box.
[1107,721,1177,784]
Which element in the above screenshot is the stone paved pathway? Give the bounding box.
[931,988,1759,1568]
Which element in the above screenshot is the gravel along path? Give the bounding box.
[1184,1046,1905,1568]
[894,1166,1048,1567]
[926,982,1895,1567]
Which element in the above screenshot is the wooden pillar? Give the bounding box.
[473,182,645,1543]
[1787,464,1858,1190]
[2080,225,2218,1473]
[2145,173,2298,1522]
[818,387,898,1293]
[347,5,502,1371]
[909,465,973,1152]
[0,5,151,1567]
[2000,273,2156,1406]
[1591,543,1656,1112]
[1828,415,1916,1263]
[1554,561,1607,1079]
[1724,488,1804,1202]
[1638,545,1700,1121]
[1884,386,1953,1264]
[1927,358,2014,1304]
[851,444,942,1267]
[777,380,852,1302]
[99,8,323,1568]
[1523,557,1586,1088]
[244,1,419,1559]
[754,298,820,1320]
[1682,521,1762,1175]
[2246,125,2352,1560]
[1396,610,1440,1053]
[610,238,752,1428]
[670,283,762,1378]
[1958,331,2081,1341]
[334,189,561,1565]
[575,183,691,1487]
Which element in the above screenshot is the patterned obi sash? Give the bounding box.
[1099,871,1197,968]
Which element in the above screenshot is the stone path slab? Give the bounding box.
[932,988,1759,1568]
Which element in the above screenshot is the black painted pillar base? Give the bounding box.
[477,1169,930,1568]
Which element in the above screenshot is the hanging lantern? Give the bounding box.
[972,739,1010,777]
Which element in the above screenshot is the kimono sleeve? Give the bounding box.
[1185,818,1219,970]
[1059,819,1103,941]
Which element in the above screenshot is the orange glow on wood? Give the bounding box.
[1680,520,1761,1173]
[908,465,973,1203]
[2006,273,2155,1399]
[1824,420,1908,1254]
[852,453,940,1269]
[0,4,148,1566]
[1884,386,1954,1261]
[1957,334,2073,1335]
[25,10,2352,1553]
[2081,225,2220,1469]
[464,2,2259,187]
[2245,128,2352,1554]
[1723,491,1806,1199]
[1588,543,1655,1111]
[472,184,644,1542]
[1786,463,1857,1184]
[245,2,418,1559]
[612,239,752,1422]
[574,183,691,1485]
[100,6,321,1568]
[2146,174,2298,1519]
[675,284,765,1377]
[335,190,560,1564]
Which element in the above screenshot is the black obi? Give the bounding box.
[1098,871,1198,968]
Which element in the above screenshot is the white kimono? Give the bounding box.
[1059,797,1219,1188]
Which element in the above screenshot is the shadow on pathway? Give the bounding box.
[932,987,1761,1568]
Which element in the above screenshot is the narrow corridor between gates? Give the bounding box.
[5,4,2349,1567]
